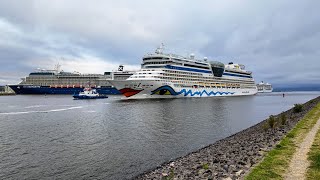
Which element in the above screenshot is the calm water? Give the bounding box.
[0,92,319,179]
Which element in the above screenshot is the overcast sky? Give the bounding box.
[0,0,319,87]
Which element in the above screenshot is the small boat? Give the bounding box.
[73,88,108,99]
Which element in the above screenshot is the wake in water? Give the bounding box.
[24,104,76,109]
[0,106,83,115]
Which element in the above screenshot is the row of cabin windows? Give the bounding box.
[162,67,253,79]
[143,58,210,70]
[143,61,172,65]
[144,66,166,69]
[159,75,255,85]
[174,84,241,89]
[151,80,255,87]
[160,70,254,82]
[143,57,170,60]
[130,76,159,78]
[162,78,248,86]
[130,74,254,86]
[163,70,200,76]
[137,69,254,84]
[163,70,253,82]
[171,82,256,89]
[143,57,209,66]
[224,70,251,76]
[159,79,255,86]
[143,62,208,69]
[184,63,210,70]
[141,69,157,71]
[159,76,253,84]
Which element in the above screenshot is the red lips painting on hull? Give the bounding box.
[119,88,143,97]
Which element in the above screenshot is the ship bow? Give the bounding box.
[108,80,143,97]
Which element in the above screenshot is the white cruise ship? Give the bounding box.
[109,45,258,99]
[257,81,273,93]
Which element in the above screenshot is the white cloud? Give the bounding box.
[24,54,140,74]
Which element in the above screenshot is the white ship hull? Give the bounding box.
[109,80,258,99]
[257,89,273,93]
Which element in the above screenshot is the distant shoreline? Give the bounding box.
[273,88,320,92]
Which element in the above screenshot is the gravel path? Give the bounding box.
[284,116,320,180]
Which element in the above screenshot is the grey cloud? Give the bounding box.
[0,0,319,87]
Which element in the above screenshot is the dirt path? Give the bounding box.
[285,117,320,180]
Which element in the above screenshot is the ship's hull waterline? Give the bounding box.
[9,85,121,95]
[109,80,258,99]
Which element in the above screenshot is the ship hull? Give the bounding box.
[109,80,258,99]
[8,85,121,95]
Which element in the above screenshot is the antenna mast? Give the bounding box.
[155,43,164,54]
[54,63,61,73]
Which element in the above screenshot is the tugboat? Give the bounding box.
[73,87,108,99]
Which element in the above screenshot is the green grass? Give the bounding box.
[306,127,320,179]
[202,163,209,170]
[245,102,320,180]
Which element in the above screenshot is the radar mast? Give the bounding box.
[155,43,164,54]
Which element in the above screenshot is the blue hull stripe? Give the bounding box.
[165,65,212,73]
[9,86,121,95]
[165,65,252,78]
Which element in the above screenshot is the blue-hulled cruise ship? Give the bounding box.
[9,64,133,95]
[109,44,258,99]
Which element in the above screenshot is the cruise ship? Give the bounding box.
[108,45,258,99]
[257,81,273,93]
[9,64,133,95]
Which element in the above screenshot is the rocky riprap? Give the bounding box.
[135,96,320,180]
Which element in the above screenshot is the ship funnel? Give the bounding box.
[118,65,124,71]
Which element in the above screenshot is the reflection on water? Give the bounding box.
[0,92,319,179]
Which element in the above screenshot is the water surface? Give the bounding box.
[0,92,319,179]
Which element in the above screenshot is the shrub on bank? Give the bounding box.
[280,113,287,125]
[268,115,276,129]
[293,104,303,113]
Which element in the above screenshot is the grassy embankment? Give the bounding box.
[245,102,320,180]
[306,122,320,179]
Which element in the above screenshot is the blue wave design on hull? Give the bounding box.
[177,89,235,97]
[151,85,235,97]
